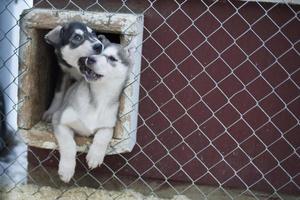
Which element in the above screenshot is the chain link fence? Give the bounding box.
[0,0,299,199]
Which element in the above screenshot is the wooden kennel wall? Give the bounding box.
[18,9,143,154]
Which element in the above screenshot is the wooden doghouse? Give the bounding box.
[18,9,143,154]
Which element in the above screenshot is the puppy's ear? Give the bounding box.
[97,34,111,47]
[44,25,62,47]
[123,37,136,66]
[125,46,135,66]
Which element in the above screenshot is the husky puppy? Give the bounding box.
[43,21,104,121]
[52,43,133,182]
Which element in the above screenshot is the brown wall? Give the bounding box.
[32,0,300,195]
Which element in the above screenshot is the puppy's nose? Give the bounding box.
[86,57,96,65]
[93,43,103,54]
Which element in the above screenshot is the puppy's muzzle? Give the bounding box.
[78,57,102,81]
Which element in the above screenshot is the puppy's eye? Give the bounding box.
[108,56,117,62]
[73,34,82,41]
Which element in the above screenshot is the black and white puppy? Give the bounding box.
[52,42,133,182]
[43,21,104,121]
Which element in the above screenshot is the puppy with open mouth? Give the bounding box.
[52,42,133,182]
[43,21,108,122]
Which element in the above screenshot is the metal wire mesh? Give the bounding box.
[0,0,299,199]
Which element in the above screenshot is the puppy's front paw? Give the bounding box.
[58,160,75,183]
[86,148,105,169]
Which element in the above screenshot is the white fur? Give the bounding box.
[75,29,84,35]
[52,45,130,182]
[87,26,92,33]
[54,124,76,182]
[86,128,113,169]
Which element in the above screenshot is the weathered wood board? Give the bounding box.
[20,122,133,154]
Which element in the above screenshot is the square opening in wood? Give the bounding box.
[18,8,143,154]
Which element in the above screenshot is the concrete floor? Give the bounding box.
[1,182,299,200]
[1,167,299,200]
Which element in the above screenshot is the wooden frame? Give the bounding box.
[18,8,143,154]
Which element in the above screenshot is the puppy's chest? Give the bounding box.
[61,98,118,136]
[79,107,106,132]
